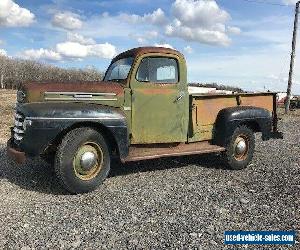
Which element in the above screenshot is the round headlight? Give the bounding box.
[17,90,26,103]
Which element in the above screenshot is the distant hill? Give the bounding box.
[0,55,103,89]
[189,82,244,93]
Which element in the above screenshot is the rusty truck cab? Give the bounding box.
[107,47,190,144]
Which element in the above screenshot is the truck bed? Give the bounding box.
[189,92,276,142]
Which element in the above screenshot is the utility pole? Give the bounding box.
[285,1,300,114]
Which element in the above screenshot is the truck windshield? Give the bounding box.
[104,57,134,82]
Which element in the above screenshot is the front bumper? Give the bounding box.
[269,131,284,139]
[262,130,283,140]
[7,139,26,164]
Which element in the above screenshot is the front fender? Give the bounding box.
[213,106,272,146]
[15,102,129,158]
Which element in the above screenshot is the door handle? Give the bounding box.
[174,92,185,103]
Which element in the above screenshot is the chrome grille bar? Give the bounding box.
[13,111,25,142]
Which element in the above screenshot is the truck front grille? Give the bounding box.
[13,112,25,144]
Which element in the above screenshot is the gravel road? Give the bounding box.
[0,114,299,249]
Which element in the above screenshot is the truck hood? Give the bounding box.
[20,81,124,107]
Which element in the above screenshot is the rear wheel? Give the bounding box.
[55,127,110,194]
[224,125,255,170]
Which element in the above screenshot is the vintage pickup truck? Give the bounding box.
[7,47,282,193]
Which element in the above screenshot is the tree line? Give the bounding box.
[0,55,104,89]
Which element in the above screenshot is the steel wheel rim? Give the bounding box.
[73,142,104,181]
[233,134,249,161]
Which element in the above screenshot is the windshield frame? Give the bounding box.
[104,57,134,83]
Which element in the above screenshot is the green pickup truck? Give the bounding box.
[7,47,283,194]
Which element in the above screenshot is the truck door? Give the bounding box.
[131,54,188,144]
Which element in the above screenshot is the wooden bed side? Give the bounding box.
[189,93,275,142]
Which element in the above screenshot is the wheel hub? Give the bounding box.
[80,151,97,171]
[233,135,249,161]
[235,139,247,155]
[73,143,104,181]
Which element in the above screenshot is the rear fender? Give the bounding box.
[213,106,272,146]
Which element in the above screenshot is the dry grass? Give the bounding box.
[0,89,16,143]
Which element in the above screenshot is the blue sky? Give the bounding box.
[0,0,299,94]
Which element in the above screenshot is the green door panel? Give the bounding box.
[130,53,189,144]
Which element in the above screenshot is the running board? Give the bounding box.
[122,141,225,162]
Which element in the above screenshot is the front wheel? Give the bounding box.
[55,127,110,194]
[223,125,255,170]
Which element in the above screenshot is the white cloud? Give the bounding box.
[82,2,239,47]
[52,11,83,30]
[227,26,241,35]
[131,30,159,44]
[145,30,159,39]
[154,43,174,49]
[137,37,146,44]
[283,0,298,5]
[20,41,117,62]
[143,8,167,25]
[88,43,117,58]
[184,46,193,54]
[21,48,62,61]
[0,0,35,27]
[166,22,231,46]
[67,32,96,45]
[120,8,167,25]
[172,0,229,28]
[56,42,116,59]
[165,0,237,46]
[56,42,88,58]
[0,49,7,56]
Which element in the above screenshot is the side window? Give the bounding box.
[109,64,131,80]
[136,57,179,83]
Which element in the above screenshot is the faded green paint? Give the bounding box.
[129,52,189,144]
[122,87,132,133]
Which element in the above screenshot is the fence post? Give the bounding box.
[0,74,3,89]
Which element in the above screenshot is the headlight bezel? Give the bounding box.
[22,119,32,131]
[17,90,26,103]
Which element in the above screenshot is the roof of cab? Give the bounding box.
[112,46,184,62]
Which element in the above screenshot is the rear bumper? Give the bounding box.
[7,139,26,164]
